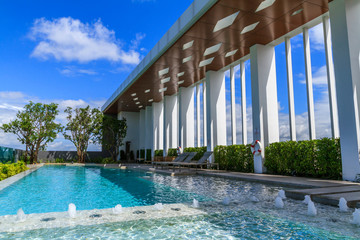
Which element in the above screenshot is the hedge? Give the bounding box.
[0,161,28,181]
[264,138,342,179]
[167,148,178,157]
[184,147,207,160]
[214,144,254,172]
[154,150,163,157]
[146,149,151,161]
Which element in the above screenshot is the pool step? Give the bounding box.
[285,185,360,207]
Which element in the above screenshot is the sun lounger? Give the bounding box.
[171,152,198,170]
[173,151,217,171]
[153,152,189,168]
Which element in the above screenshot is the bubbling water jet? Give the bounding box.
[338,198,349,212]
[192,199,199,208]
[278,190,286,199]
[303,195,311,204]
[112,204,123,214]
[275,197,284,208]
[16,208,26,222]
[154,203,163,211]
[307,200,317,216]
[68,203,76,218]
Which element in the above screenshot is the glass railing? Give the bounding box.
[0,146,15,163]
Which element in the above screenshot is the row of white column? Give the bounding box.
[137,0,360,180]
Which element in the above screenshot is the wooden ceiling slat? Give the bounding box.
[105,0,330,114]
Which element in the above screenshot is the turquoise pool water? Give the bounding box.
[0,166,207,215]
[0,165,359,239]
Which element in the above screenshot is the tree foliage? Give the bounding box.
[63,106,102,163]
[100,115,127,162]
[0,102,62,163]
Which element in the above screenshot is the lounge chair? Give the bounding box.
[171,152,198,171]
[174,151,217,171]
[153,152,189,169]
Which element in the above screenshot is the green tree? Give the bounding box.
[100,115,127,162]
[63,106,102,163]
[0,102,62,164]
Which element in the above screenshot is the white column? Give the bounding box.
[203,82,207,147]
[153,101,163,151]
[250,44,279,173]
[139,109,146,151]
[163,95,178,156]
[196,84,201,147]
[206,71,227,152]
[178,90,182,148]
[180,86,195,148]
[145,106,153,158]
[329,0,360,181]
[230,66,236,145]
[303,28,316,140]
[323,16,340,139]
[285,37,297,141]
[240,61,247,145]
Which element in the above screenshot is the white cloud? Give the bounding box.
[299,65,328,86]
[0,91,105,151]
[59,66,98,76]
[30,17,143,64]
[309,23,324,51]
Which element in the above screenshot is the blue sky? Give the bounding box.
[0,0,333,150]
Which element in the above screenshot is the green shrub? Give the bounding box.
[264,138,342,179]
[140,149,145,159]
[55,158,65,163]
[0,161,28,181]
[101,157,115,164]
[214,145,253,172]
[154,150,163,157]
[167,148,178,157]
[146,149,152,161]
[184,147,207,160]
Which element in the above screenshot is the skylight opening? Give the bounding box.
[204,43,222,56]
[177,72,185,77]
[136,102,140,105]
[183,56,192,63]
[225,49,238,58]
[183,40,194,50]
[178,80,184,85]
[255,0,276,12]
[148,99,154,102]
[131,93,136,97]
[213,11,240,32]
[159,68,169,77]
[133,97,138,101]
[199,57,215,67]
[292,9,303,16]
[161,77,171,84]
[139,105,143,108]
[159,87,167,93]
[241,22,260,34]
[145,89,150,93]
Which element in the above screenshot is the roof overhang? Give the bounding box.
[102,0,331,114]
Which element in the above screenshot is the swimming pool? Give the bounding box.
[0,165,359,239]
